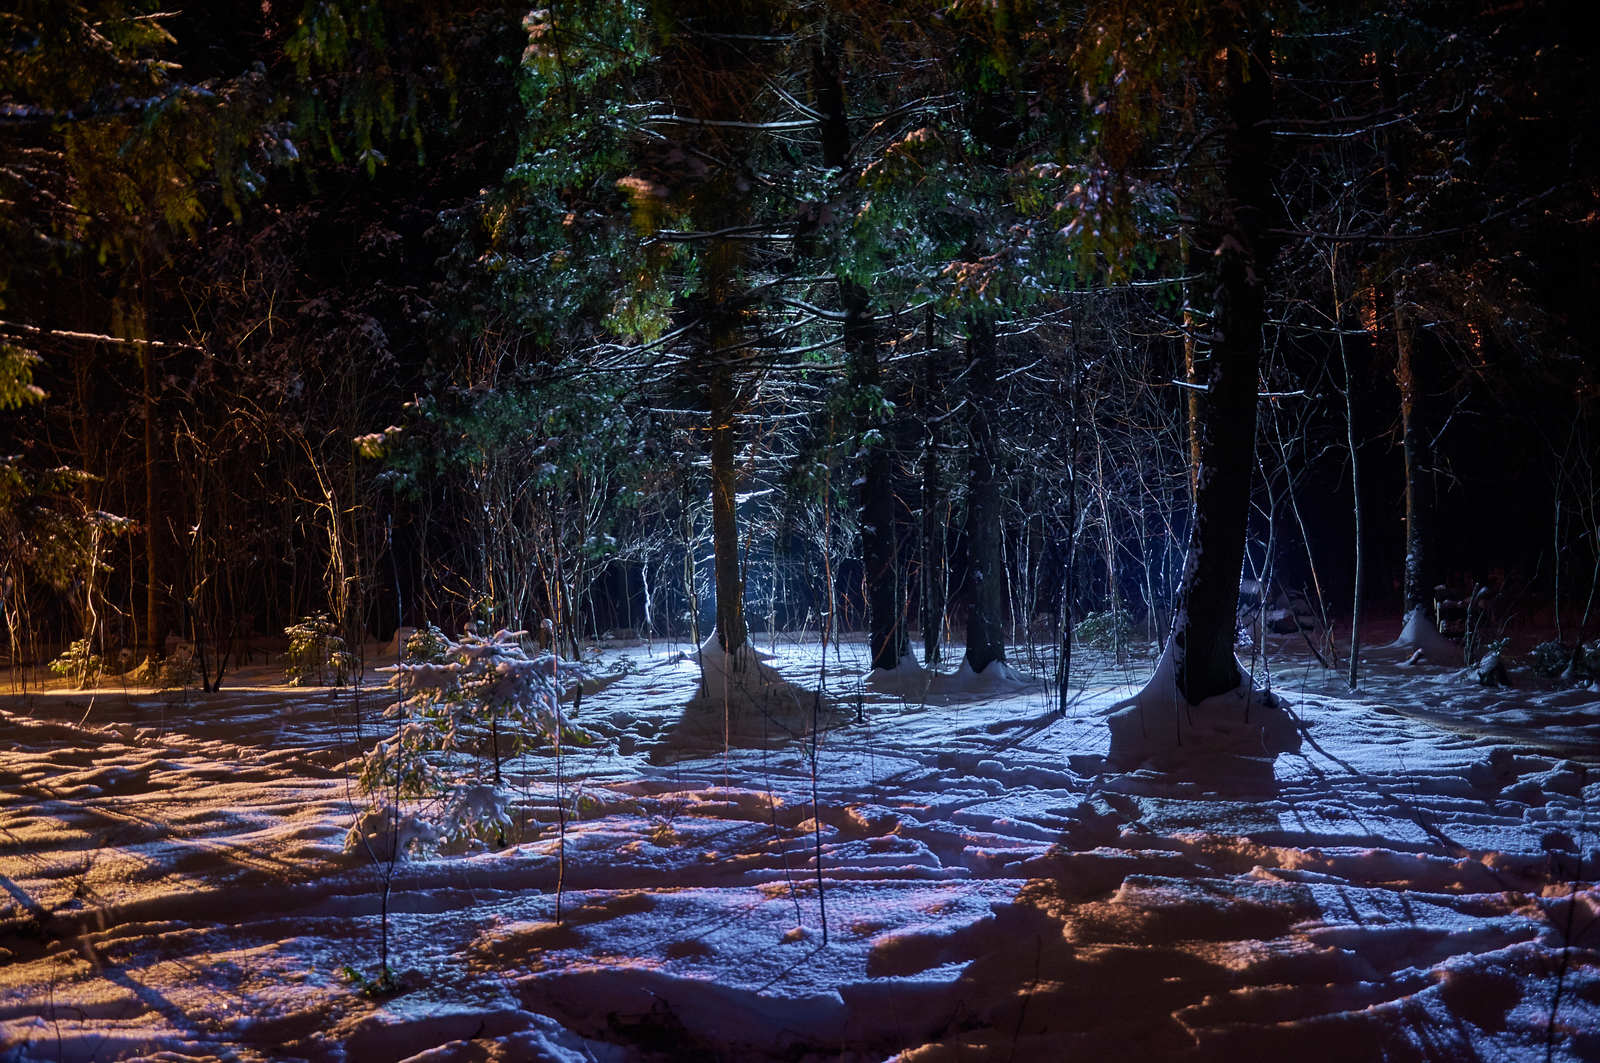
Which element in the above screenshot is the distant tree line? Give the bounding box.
[2,0,1594,699]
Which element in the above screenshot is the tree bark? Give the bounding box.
[964,314,1006,674]
[1377,39,1433,619]
[661,0,763,657]
[1180,232,1203,498]
[1168,18,1274,704]
[920,319,946,666]
[1056,340,1081,712]
[1331,254,1365,690]
[122,285,171,663]
[706,347,747,655]
[1395,305,1432,618]
[142,337,161,660]
[814,38,902,670]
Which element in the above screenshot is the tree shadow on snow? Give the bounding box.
[888,776,1501,1063]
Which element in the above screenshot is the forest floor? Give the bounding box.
[1,626,1597,1062]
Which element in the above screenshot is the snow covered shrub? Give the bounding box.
[1470,638,1510,687]
[159,644,199,689]
[1531,640,1570,677]
[402,623,449,664]
[351,628,589,851]
[48,637,100,686]
[1073,609,1137,650]
[1529,639,1600,681]
[284,615,355,687]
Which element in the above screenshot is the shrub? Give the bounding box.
[1529,638,1600,681]
[49,637,101,686]
[1471,638,1510,687]
[1530,640,1570,678]
[284,615,355,687]
[160,645,199,689]
[402,623,449,664]
[1073,609,1137,650]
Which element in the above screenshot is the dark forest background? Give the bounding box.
[2,0,1596,689]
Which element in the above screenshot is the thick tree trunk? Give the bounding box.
[815,38,902,670]
[1056,342,1081,712]
[920,313,946,665]
[1395,308,1433,618]
[124,289,172,665]
[1168,21,1274,705]
[1332,259,1365,690]
[964,315,1006,674]
[1377,40,1432,620]
[665,1,762,658]
[707,352,746,655]
[142,339,161,660]
[857,332,901,669]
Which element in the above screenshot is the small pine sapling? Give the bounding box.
[402,623,449,664]
[284,615,355,687]
[160,644,200,690]
[344,628,590,988]
[1072,609,1137,651]
[350,628,590,852]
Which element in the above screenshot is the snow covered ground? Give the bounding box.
[2,628,1597,1062]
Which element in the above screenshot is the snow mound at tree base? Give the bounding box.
[862,656,1038,703]
[1379,606,1462,666]
[688,634,815,712]
[1105,646,1301,770]
[945,658,1032,690]
[862,654,931,698]
[651,634,842,760]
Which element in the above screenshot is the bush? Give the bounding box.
[1530,640,1570,678]
[284,615,355,687]
[49,637,101,686]
[1073,609,1137,650]
[1471,638,1510,687]
[402,623,449,664]
[1529,639,1600,681]
[160,645,199,689]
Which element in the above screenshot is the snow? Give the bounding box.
[1104,640,1302,769]
[2,626,1597,1061]
[862,654,931,699]
[1384,606,1465,667]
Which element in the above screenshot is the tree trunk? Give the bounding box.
[814,38,901,670]
[1168,20,1274,704]
[707,353,746,655]
[1056,340,1081,712]
[662,1,762,657]
[920,313,946,666]
[1376,38,1433,620]
[858,341,900,669]
[1395,298,1433,617]
[1180,232,1202,498]
[964,314,1006,674]
[1332,255,1365,690]
[142,338,161,660]
[122,284,172,665]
